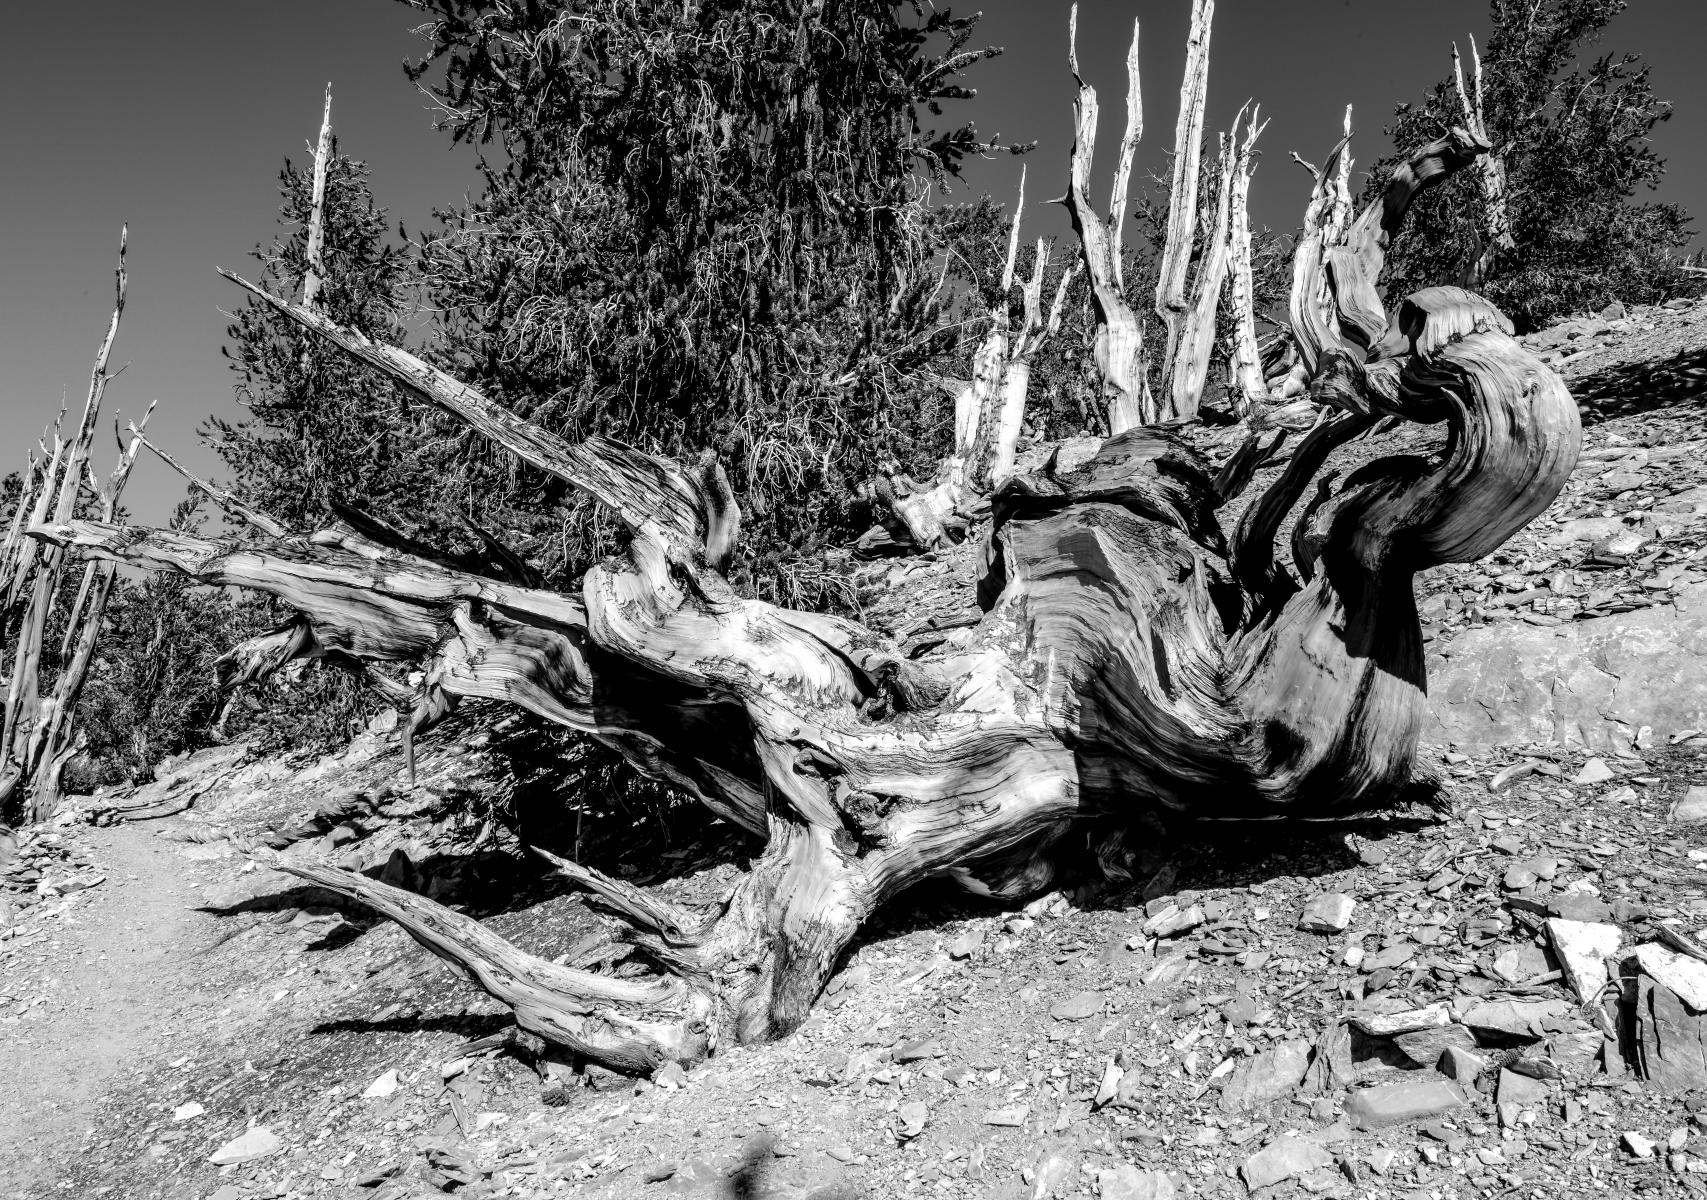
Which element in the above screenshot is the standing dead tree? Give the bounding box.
[1451,37,1514,291]
[870,168,1077,551]
[1,231,152,823]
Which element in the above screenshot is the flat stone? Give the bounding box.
[1345,1080,1467,1130]
[1547,919,1622,1002]
[1634,944,1707,1010]
[1438,1046,1488,1082]
[1096,1165,1175,1200]
[1390,1023,1478,1068]
[1491,943,1551,983]
[1625,1131,1658,1158]
[1298,894,1355,934]
[1093,1060,1123,1109]
[1241,1135,1335,1190]
[1574,757,1617,785]
[1350,1003,1450,1038]
[1143,904,1204,938]
[1362,944,1416,973]
[983,1105,1029,1127]
[1497,1067,1552,1109]
[1426,582,1707,750]
[1636,977,1707,1091]
[362,1069,400,1099]
[1673,786,1707,824]
[1049,990,1105,1021]
[1219,1039,1310,1113]
[948,927,985,959]
[208,1126,283,1166]
[1462,999,1572,1040]
[1548,893,1615,923]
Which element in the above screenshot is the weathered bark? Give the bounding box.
[300,83,334,311]
[1154,0,1215,376]
[1166,120,1237,420]
[1225,107,1273,419]
[1062,5,1149,433]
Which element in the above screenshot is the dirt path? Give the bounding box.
[0,822,219,1199]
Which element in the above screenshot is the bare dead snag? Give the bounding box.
[1154,0,1215,378]
[1226,108,1277,420]
[1166,118,1238,422]
[1451,38,1513,291]
[1063,5,1149,433]
[860,168,1075,549]
[1,228,131,821]
[301,84,334,310]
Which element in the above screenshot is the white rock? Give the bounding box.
[1093,1059,1124,1109]
[1635,944,1707,1010]
[1097,1164,1175,1200]
[1298,893,1355,934]
[1574,757,1616,785]
[171,1101,205,1122]
[1350,1003,1451,1037]
[208,1126,283,1166]
[1625,1131,1657,1159]
[1547,919,1623,1002]
[1673,787,1707,825]
[362,1069,400,1099]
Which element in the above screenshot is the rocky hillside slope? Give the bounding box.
[2,294,1707,1200]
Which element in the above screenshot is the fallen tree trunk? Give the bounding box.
[35,275,1579,1073]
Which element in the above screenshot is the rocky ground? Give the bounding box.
[2,294,1707,1200]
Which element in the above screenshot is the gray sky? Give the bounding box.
[3,0,1701,526]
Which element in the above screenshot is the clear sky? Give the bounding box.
[3,0,1701,527]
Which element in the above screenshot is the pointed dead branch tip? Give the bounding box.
[302,84,335,309]
[1067,2,1081,81]
[532,846,704,943]
[131,425,288,537]
[1001,164,1027,294]
[1107,15,1143,287]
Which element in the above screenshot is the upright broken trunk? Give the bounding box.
[0,230,138,823]
[1061,5,1150,433]
[870,168,1074,550]
[1451,38,1514,292]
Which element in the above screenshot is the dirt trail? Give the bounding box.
[0,822,219,1199]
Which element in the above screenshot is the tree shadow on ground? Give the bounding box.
[1575,345,1707,423]
[307,1012,513,1040]
[848,778,1450,953]
[195,783,756,956]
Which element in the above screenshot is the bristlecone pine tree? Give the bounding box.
[29,6,1582,1074]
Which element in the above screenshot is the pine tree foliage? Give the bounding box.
[1370,0,1696,330]
[404,0,1004,599]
